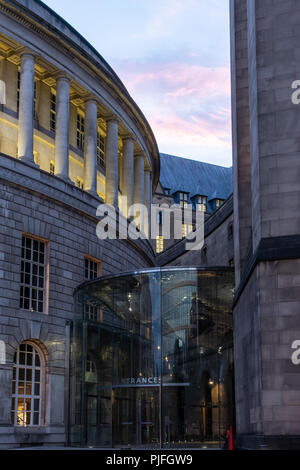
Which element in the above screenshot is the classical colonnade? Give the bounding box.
[17,52,152,226]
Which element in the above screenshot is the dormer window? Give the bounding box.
[178,192,189,208]
[215,199,224,209]
[196,195,207,212]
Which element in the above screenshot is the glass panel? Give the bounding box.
[70,268,234,448]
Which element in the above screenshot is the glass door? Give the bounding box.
[112,386,160,447]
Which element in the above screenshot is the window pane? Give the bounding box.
[12,343,42,427]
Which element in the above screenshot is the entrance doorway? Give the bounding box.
[112,386,160,447]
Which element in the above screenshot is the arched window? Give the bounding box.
[11,342,43,426]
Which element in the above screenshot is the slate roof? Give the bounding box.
[159,153,233,201]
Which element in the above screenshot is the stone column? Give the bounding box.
[144,169,151,237]
[83,99,98,195]
[122,137,134,217]
[17,53,35,164]
[105,118,119,207]
[54,76,70,181]
[134,154,145,231]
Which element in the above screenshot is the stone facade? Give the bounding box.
[231,0,300,449]
[0,0,158,448]
[0,154,155,447]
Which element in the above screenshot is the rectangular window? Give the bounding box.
[84,302,101,322]
[17,70,20,114]
[84,257,101,281]
[216,199,224,209]
[182,224,193,238]
[84,257,102,321]
[77,113,85,150]
[20,236,47,313]
[179,192,188,208]
[50,92,56,132]
[197,195,207,212]
[156,235,164,253]
[97,132,105,169]
[33,80,37,118]
[76,177,83,189]
[49,161,55,175]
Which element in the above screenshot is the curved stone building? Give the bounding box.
[0,0,159,447]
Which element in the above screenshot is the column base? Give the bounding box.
[55,173,73,184]
[236,433,300,450]
[18,156,39,168]
[85,189,100,199]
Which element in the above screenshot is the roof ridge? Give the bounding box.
[159,152,232,170]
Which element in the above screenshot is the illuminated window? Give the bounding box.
[49,161,55,175]
[85,257,101,281]
[197,195,207,212]
[97,132,105,168]
[50,92,56,132]
[20,236,47,313]
[33,79,37,118]
[11,342,43,426]
[215,199,224,209]
[178,192,188,208]
[156,235,164,253]
[76,113,85,150]
[17,70,20,113]
[182,224,193,238]
[76,177,83,189]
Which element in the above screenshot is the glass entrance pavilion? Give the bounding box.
[70,267,234,448]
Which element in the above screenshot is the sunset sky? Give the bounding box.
[43,0,232,167]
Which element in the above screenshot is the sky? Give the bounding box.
[43,0,232,167]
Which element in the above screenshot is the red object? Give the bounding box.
[228,426,235,450]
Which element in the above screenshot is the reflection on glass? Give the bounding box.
[70,268,234,448]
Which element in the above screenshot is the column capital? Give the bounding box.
[55,73,70,83]
[19,48,36,60]
[106,115,119,125]
[122,135,134,144]
[84,96,98,105]
[134,153,144,160]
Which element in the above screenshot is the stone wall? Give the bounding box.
[232,0,300,449]
[0,153,154,447]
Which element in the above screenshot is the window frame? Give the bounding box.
[197,195,207,212]
[11,341,45,427]
[50,91,56,132]
[156,235,164,253]
[178,192,189,208]
[76,112,85,151]
[97,131,105,169]
[84,255,102,281]
[20,234,49,315]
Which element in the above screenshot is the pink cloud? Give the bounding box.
[115,59,231,158]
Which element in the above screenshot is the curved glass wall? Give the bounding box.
[70,267,234,448]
